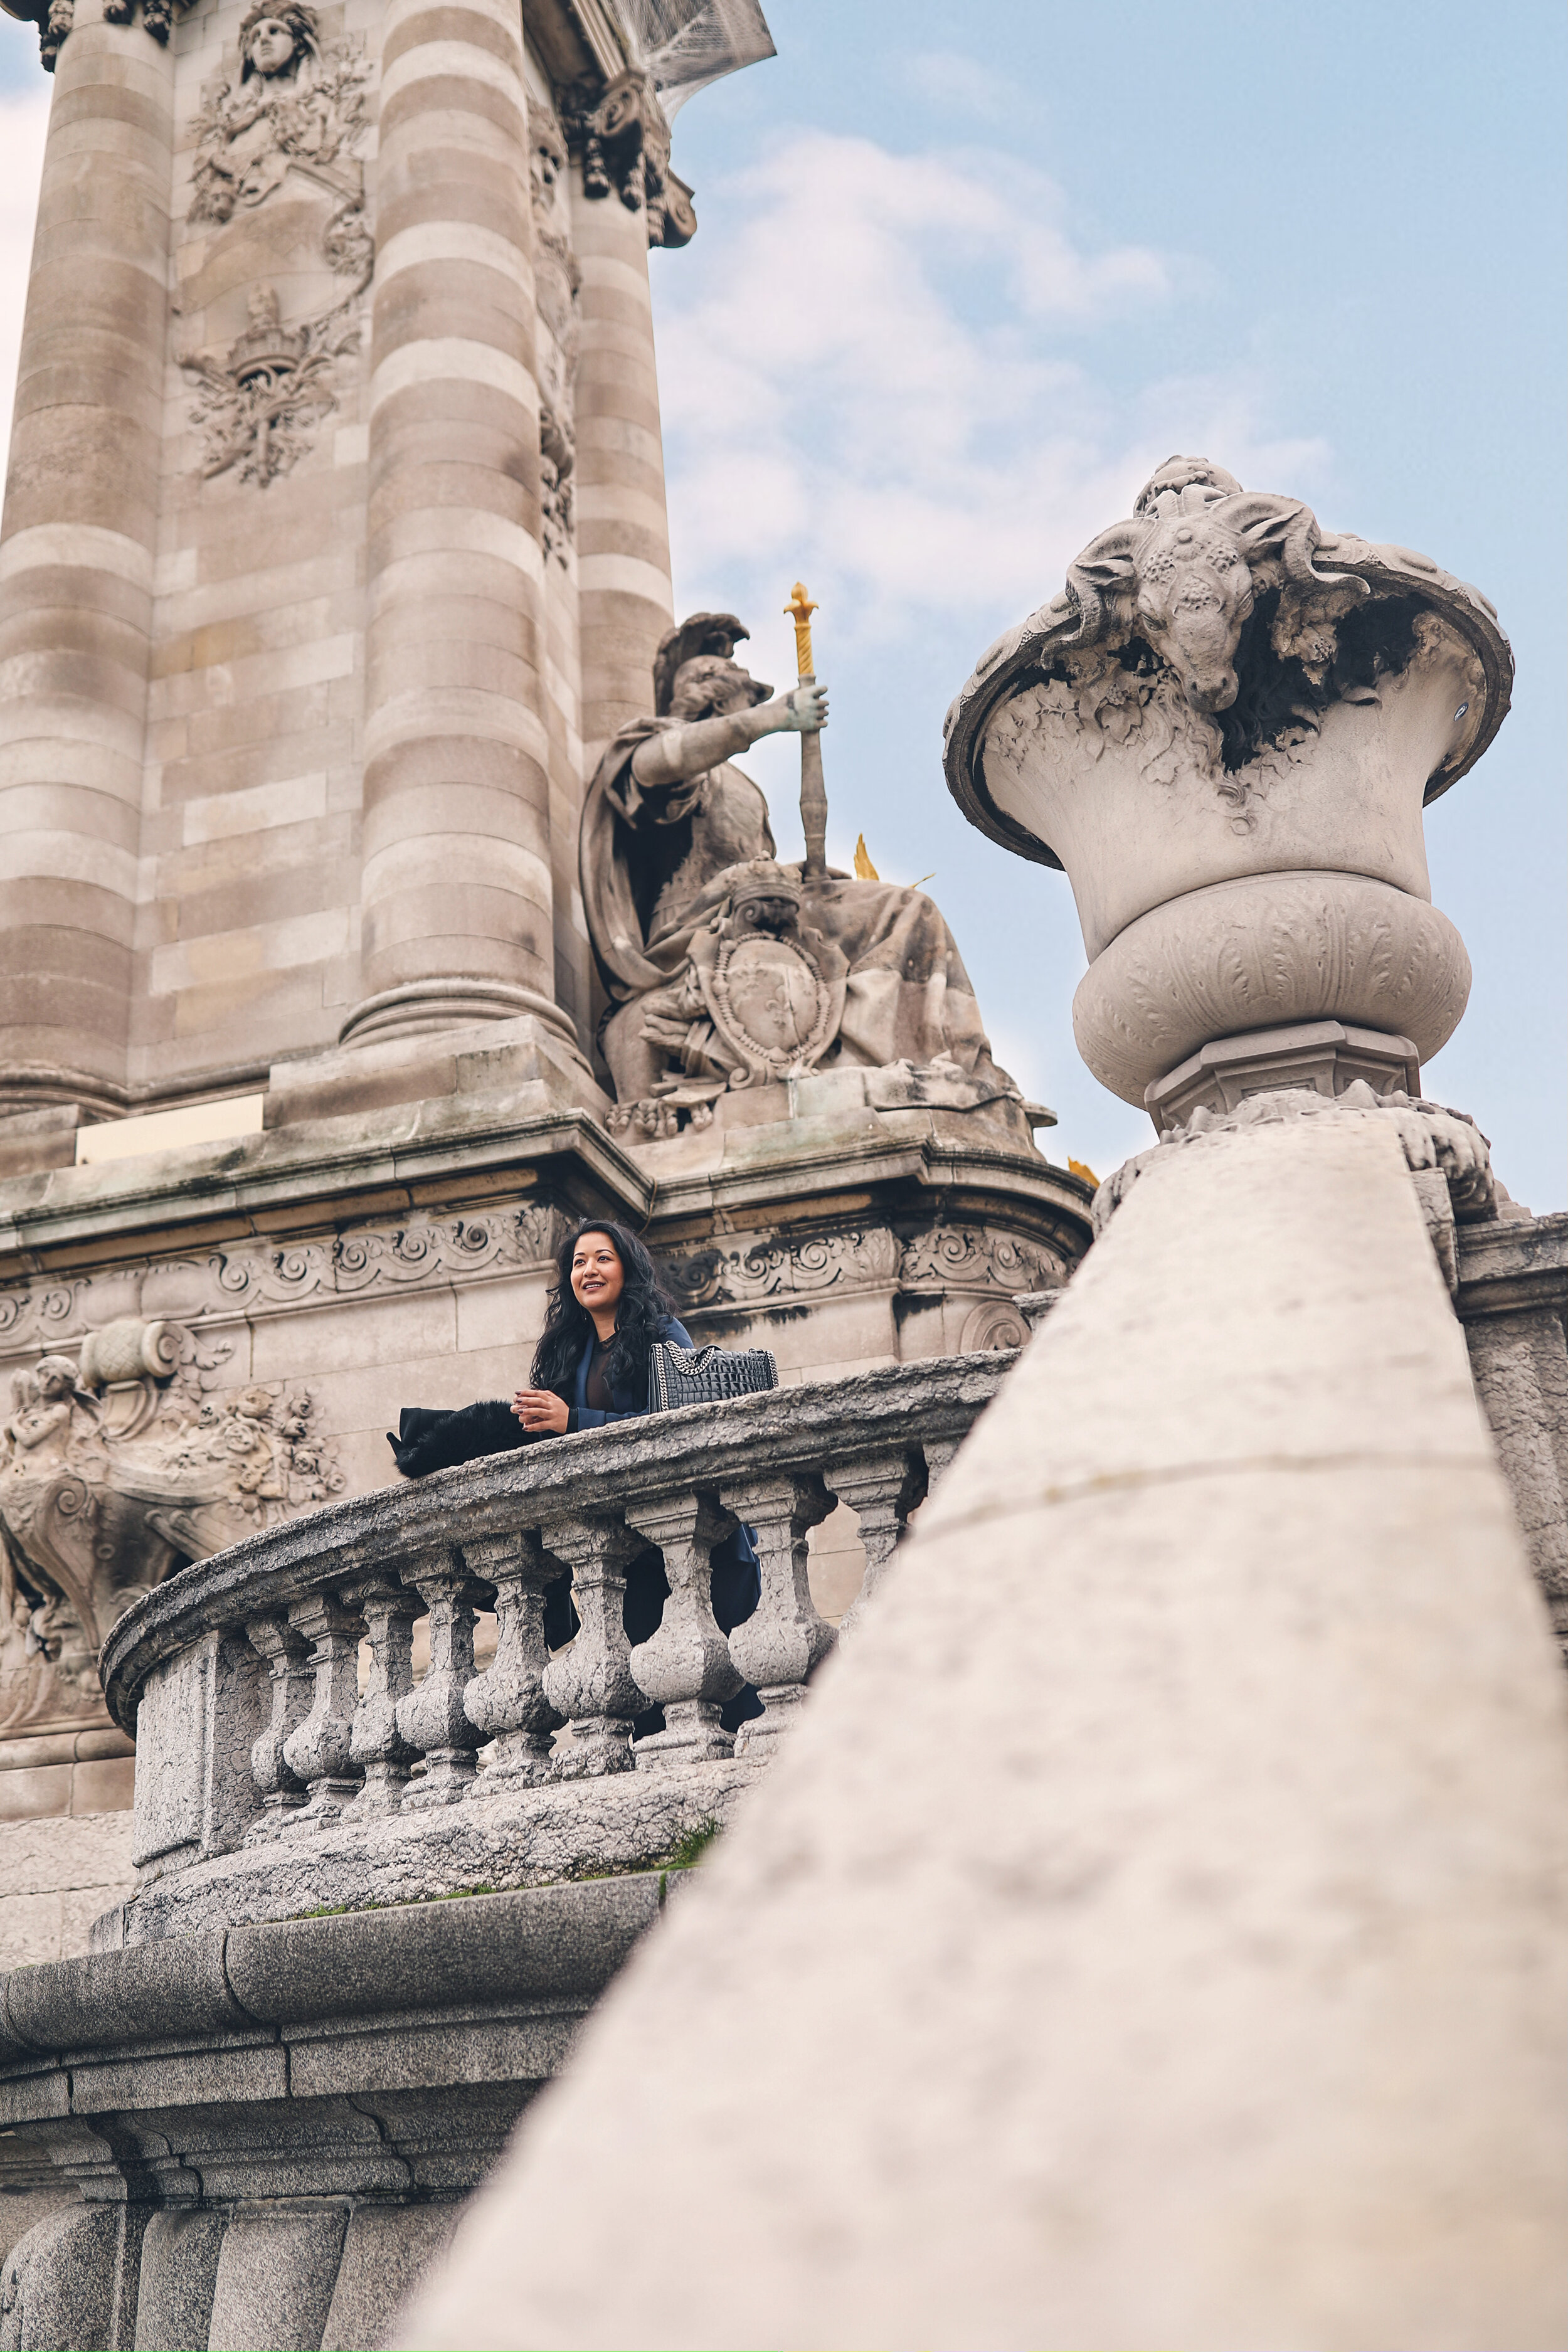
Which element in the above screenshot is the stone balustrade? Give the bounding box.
[97,1354,1010,1944]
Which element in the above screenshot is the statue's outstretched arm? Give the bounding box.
[630,684,827,791]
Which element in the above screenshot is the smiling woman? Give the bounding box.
[386,1218,764,1736]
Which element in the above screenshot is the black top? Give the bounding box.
[583,1337,612,1412]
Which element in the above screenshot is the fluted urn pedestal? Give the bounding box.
[943,456,1512,1126]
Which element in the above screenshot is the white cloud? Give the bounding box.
[902,50,1010,124]
[0,85,50,499]
[653,127,1328,642]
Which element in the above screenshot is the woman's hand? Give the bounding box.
[512,1389,569,1435]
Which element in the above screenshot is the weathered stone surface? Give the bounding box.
[207,2200,348,2352]
[943,457,1510,1108]
[401,1108,1568,2352]
[322,2203,456,2352]
[0,2202,127,2352]
[0,1872,682,2343]
[225,1877,662,2020]
[132,2208,226,2352]
[0,1928,241,2053]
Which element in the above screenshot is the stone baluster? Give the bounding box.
[622,1495,743,1769]
[539,1517,644,1777]
[245,1616,312,1837]
[462,1530,563,1789]
[832,1453,926,1638]
[921,1436,963,1492]
[345,1579,422,1816]
[395,1549,484,1805]
[280,1594,366,1826]
[719,1473,835,1755]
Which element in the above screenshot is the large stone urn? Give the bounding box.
[942,457,1512,1124]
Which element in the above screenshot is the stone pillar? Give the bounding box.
[0,0,174,1114]
[342,0,576,1051]
[568,165,675,771]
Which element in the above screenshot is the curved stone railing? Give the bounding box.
[97,1354,1010,1944]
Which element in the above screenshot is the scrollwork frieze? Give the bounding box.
[0,1204,568,1355]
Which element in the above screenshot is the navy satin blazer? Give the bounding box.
[566,1314,694,1431]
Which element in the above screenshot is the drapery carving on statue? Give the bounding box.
[177,1,372,487]
[562,70,697,249]
[0,1330,342,1739]
[581,613,1024,1142]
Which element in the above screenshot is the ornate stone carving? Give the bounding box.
[946,456,1511,898]
[178,1,373,488]
[0,1328,342,1740]
[1092,1081,1497,1290]
[665,1228,903,1311]
[897,1227,1064,1296]
[607,864,849,1132]
[531,103,581,566]
[584,614,1025,1140]
[944,455,1512,1115]
[189,3,369,224]
[31,0,191,73]
[562,70,697,250]
[0,1205,568,1355]
[1071,869,1473,1110]
[184,283,366,488]
[664,1222,1062,1323]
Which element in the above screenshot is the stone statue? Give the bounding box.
[0,1328,342,1737]
[580,614,1024,1139]
[189,0,368,225]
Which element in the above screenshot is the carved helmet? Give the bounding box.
[653,613,771,716]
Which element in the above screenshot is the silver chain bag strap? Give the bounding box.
[647,1341,779,1412]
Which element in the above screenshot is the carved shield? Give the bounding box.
[700,933,846,1082]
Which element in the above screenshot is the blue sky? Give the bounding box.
[648,0,1567,1204]
[2,1,1562,1200]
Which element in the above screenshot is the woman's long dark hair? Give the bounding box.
[530,1221,677,1401]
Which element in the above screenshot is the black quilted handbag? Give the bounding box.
[647,1341,779,1412]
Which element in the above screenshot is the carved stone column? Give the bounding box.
[245,1614,311,1837]
[539,1517,644,1777]
[282,1592,365,1825]
[833,1453,926,1638]
[395,1549,482,1804]
[0,0,175,1113]
[342,0,579,1051]
[623,1493,743,1769]
[721,1472,834,1754]
[567,152,675,779]
[345,1579,420,1816]
[462,1530,563,1789]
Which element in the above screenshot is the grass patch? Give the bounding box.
[664,1818,722,1872]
